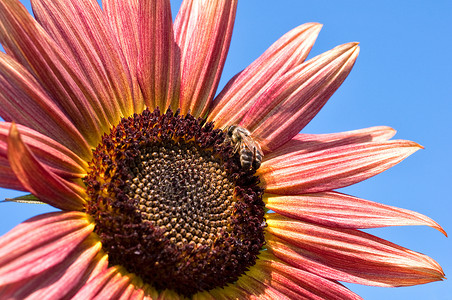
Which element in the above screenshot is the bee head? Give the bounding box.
[227,125,237,137]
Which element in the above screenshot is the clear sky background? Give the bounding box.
[1,1,451,299]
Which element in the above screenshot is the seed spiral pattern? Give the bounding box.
[126,140,235,248]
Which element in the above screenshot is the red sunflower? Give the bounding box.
[0,0,445,299]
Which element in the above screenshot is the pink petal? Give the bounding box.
[94,272,132,299]
[253,280,311,300]
[127,287,146,300]
[267,235,373,291]
[137,0,180,112]
[103,0,145,113]
[85,254,110,283]
[0,0,107,146]
[0,123,87,181]
[235,274,292,299]
[208,23,322,128]
[265,126,396,159]
[0,254,107,298]
[0,163,24,190]
[266,216,445,287]
[72,267,150,300]
[118,284,136,300]
[0,212,94,286]
[259,139,422,194]
[31,0,135,122]
[2,237,101,299]
[7,123,86,210]
[71,267,119,300]
[254,253,362,300]
[241,43,359,152]
[0,52,92,160]
[264,192,446,235]
[103,0,138,70]
[174,0,237,117]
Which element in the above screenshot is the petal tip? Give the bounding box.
[351,42,360,53]
[397,140,424,152]
[407,140,424,150]
[306,22,323,31]
[8,121,18,139]
[386,126,397,134]
[333,42,360,63]
[344,42,360,56]
[432,222,448,237]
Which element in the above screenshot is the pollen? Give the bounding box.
[83,108,265,296]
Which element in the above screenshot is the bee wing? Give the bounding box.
[241,135,263,155]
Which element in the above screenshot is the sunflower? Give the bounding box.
[0,0,446,299]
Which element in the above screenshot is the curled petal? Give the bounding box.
[0,121,88,180]
[266,215,445,287]
[138,0,180,112]
[209,23,322,128]
[264,192,446,235]
[103,0,145,113]
[31,0,134,122]
[0,0,107,146]
[175,0,237,117]
[259,140,422,194]
[0,212,94,286]
[7,123,86,210]
[0,52,91,159]
[241,43,359,152]
[0,162,24,191]
[0,122,86,191]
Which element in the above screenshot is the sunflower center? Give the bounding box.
[127,139,235,248]
[84,108,265,296]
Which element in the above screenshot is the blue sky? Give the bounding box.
[1,1,451,299]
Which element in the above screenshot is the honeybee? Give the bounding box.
[226,125,263,171]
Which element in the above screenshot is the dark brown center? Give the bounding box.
[83,108,265,296]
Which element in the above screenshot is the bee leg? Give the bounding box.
[232,142,240,155]
[252,147,262,170]
[223,134,238,155]
[253,154,262,169]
